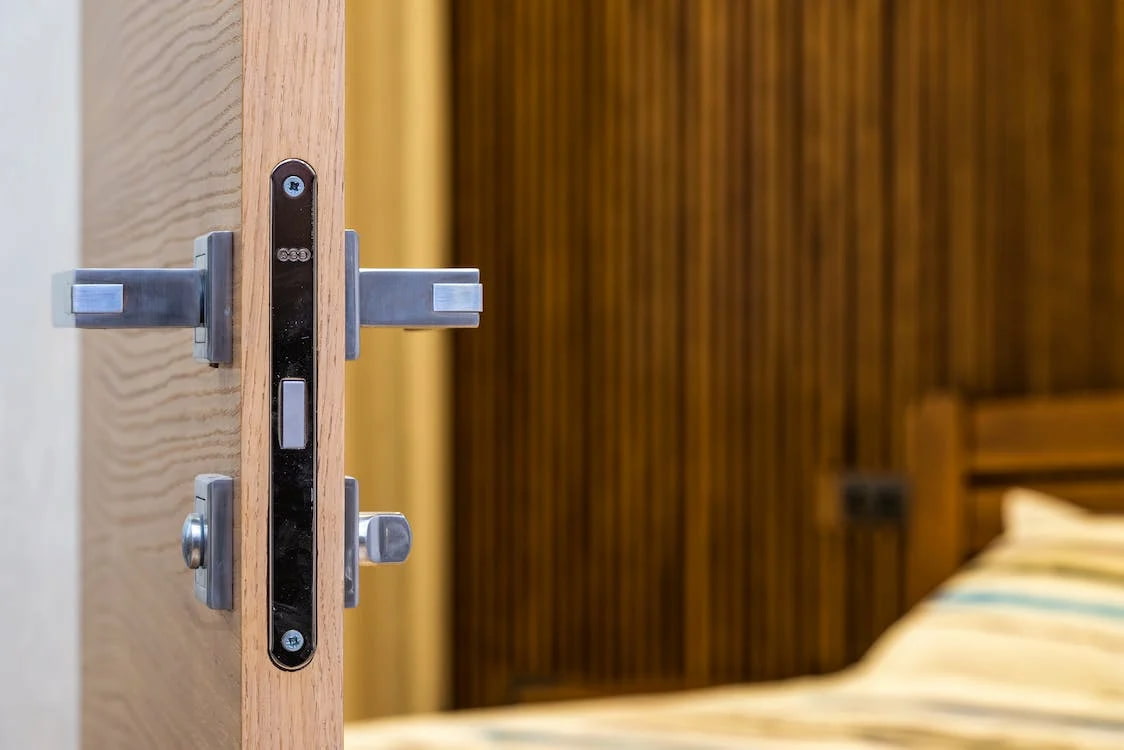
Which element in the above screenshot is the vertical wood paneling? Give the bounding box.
[451,0,1124,708]
[682,0,721,683]
[1091,0,1122,387]
[1051,2,1093,391]
[947,0,981,392]
[1025,0,1055,394]
[1105,0,1124,385]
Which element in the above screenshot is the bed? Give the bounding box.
[346,391,1124,749]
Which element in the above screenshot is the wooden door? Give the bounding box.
[81,1,344,747]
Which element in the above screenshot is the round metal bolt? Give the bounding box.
[282,175,305,198]
[280,629,305,652]
[182,513,206,570]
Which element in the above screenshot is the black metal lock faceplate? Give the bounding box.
[269,158,317,670]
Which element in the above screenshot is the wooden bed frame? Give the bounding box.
[904,390,1124,607]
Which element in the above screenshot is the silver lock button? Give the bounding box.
[181,474,233,610]
[360,513,412,565]
[181,513,206,570]
[343,476,412,609]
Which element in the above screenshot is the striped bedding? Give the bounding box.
[345,489,1124,749]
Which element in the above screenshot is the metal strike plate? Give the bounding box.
[344,229,483,360]
[182,474,233,610]
[269,159,318,671]
[51,231,234,365]
[344,476,412,609]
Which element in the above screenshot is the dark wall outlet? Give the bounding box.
[839,473,909,523]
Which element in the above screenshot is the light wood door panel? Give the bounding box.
[81,1,344,747]
[81,2,242,746]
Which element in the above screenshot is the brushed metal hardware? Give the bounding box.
[181,513,205,569]
[71,283,124,314]
[58,222,476,627]
[344,476,412,609]
[51,231,234,365]
[361,513,412,564]
[181,474,233,610]
[433,283,484,313]
[344,229,483,360]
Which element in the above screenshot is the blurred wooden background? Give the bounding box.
[344,0,453,720]
[449,0,1124,710]
[341,0,1124,717]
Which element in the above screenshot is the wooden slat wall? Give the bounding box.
[450,0,1124,708]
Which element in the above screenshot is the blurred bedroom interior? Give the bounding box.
[345,1,1124,747]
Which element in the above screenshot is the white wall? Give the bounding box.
[0,2,80,748]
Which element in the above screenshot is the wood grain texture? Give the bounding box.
[971,393,1124,472]
[343,0,452,720]
[451,0,1124,708]
[904,395,966,606]
[240,0,345,747]
[81,2,242,747]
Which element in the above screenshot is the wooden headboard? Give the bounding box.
[904,391,1124,607]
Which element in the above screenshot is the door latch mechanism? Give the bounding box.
[182,475,411,612]
[51,231,234,365]
[62,193,481,667]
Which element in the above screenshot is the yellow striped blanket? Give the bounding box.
[346,489,1124,749]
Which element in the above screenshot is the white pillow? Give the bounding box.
[858,485,1124,700]
[1003,486,1124,543]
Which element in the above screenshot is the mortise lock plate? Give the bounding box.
[65,166,481,670]
[51,231,234,365]
[268,159,319,670]
[262,163,479,669]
